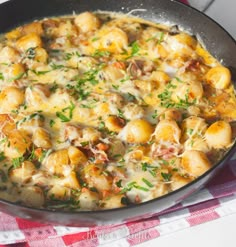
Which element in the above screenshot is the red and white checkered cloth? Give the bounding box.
[1,0,235,246]
[0,156,235,247]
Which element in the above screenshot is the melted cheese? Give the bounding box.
[0,12,235,211]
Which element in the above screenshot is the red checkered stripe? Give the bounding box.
[13,194,235,247]
[180,0,189,4]
[0,159,235,246]
[0,198,235,247]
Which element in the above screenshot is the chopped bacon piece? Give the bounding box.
[96,143,109,151]
[151,143,182,159]
[113,61,126,70]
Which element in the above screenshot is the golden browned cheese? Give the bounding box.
[0,11,235,211]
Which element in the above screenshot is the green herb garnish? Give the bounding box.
[158,81,196,109]
[119,181,150,194]
[26,47,36,59]
[12,157,24,169]
[161,172,172,182]
[0,73,4,80]
[50,119,56,127]
[116,179,122,188]
[64,51,81,60]
[93,50,111,57]
[142,178,154,188]
[129,41,140,57]
[56,101,75,122]
[0,152,6,162]
[0,169,7,182]
[146,32,165,43]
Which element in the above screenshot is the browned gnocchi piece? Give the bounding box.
[4,130,31,159]
[42,149,69,175]
[0,86,25,113]
[205,121,232,148]
[0,46,21,63]
[93,27,128,53]
[181,150,212,177]
[9,161,36,184]
[15,33,43,51]
[74,12,100,33]
[32,127,52,149]
[0,114,15,136]
[119,119,154,143]
[101,194,126,209]
[20,186,45,208]
[105,115,125,133]
[154,119,181,143]
[79,189,99,210]
[206,66,231,89]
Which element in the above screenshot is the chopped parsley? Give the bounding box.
[115,179,122,188]
[56,101,75,122]
[187,128,194,135]
[142,178,154,188]
[158,82,176,103]
[80,98,98,109]
[161,172,172,182]
[117,109,125,118]
[121,196,129,205]
[16,112,45,126]
[0,169,7,182]
[172,168,179,172]
[26,47,36,59]
[11,109,19,114]
[12,157,24,169]
[129,41,140,57]
[93,50,111,57]
[80,141,89,147]
[175,95,197,110]
[56,112,70,122]
[64,51,81,60]
[98,119,106,131]
[0,72,4,80]
[50,63,65,70]
[141,162,159,177]
[119,181,150,194]
[67,64,104,101]
[157,32,165,44]
[38,149,52,163]
[112,84,119,90]
[120,75,131,83]
[146,32,165,43]
[48,196,81,210]
[8,72,25,82]
[49,82,59,92]
[73,86,90,101]
[133,185,149,192]
[50,119,56,127]
[77,65,104,86]
[152,110,158,119]
[27,146,37,161]
[159,159,169,166]
[126,93,136,102]
[31,69,51,75]
[174,77,184,83]
[0,152,6,162]
[91,37,100,42]
[0,138,7,145]
[157,81,196,109]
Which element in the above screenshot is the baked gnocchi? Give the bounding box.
[0,12,235,211]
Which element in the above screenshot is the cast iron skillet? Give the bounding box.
[0,0,235,226]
